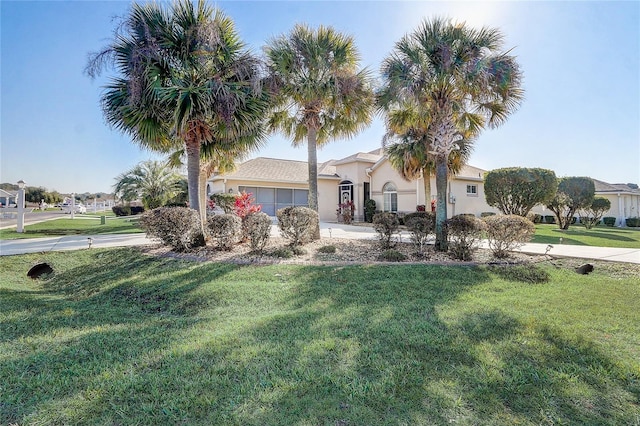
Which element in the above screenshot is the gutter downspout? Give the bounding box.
[223,178,227,195]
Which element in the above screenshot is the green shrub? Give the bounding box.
[271,247,293,258]
[529,213,543,224]
[480,212,496,218]
[207,214,241,251]
[446,214,486,261]
[484,215,535,259]
[626,217,640,227]
[489,265,550,284]
[210,193,236,214]
[405,212,435,253]
[364,199,376,223]
[373,212,400,249]
[112,205,131,217]
[318,245,337,254]
[276,206,319,247]
[130,206,145,215]
[378,249,407,262]
[603,217,616,227]
[139,207,204,251]
[244,212,272,252]
[544,215,556,224]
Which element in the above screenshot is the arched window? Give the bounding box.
[383,182,397,212]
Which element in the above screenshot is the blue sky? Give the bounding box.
[1,1,638,194]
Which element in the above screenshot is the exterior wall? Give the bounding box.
[447,178,498,217]
[369,160,420,214]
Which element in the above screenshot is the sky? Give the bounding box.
[1,0,639,194]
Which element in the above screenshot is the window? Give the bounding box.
[383,182,398,212]
[466,184,478,196]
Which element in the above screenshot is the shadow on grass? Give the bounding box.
[2,258,638,424]
[176,265,638,425]
[0,248,241,424]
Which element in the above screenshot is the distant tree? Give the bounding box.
[546,177,595,230]
[484,167,557,216]
[113,161,183,209]
[580,197,611,229]
[25,187,63,205]
[265,24,375,239]
[0,183,18,191]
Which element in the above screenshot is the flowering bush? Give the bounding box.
[234,191,261,219]
[337,200,355,224]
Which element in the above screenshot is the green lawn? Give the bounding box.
[1,248,638,425]
[0,216,142,240]
[531,224,640,248]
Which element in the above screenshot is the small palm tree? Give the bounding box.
[113,160,183,209]
[379,17,523,250]
[87,0,268,218]
[265,24,375,237]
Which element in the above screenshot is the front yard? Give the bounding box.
[1,248,638,425]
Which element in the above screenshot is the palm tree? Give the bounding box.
[264,24,375,237]
[379,17,523,250]
[86,0,268,219]
[113,160,183,209]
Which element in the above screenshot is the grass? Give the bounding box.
[1,248,638,425]
[531,224,640,248]
[0,216,142,240]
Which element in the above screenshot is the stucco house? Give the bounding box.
[591,180,640,227]
[207,149,497,222]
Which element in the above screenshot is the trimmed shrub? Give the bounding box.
[480,212,497,218]
[139,207,204,252]
[112,205,131,217]
[603,217,616,227]
[484,214,535,259]
[244,212,272,252]
[378,249,407,262]
[626,217,640,227]
[405,212,435,253]
[446,214,486,261]
[130,206,145,215]
[364,199,376,223]
[318,245,337,254]
[276,206,319,247]
[372,212,400,249]
[544,215,556,224]
[207,214,241,251]
[528,213,543,224]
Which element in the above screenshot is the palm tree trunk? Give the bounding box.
[185,138,201,214]
[198,171,208,225]
[307,127,321,240]
[422,167,432,209]
[434,156,448,251]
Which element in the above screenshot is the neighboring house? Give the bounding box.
[0,188,17,207]
[207,149,497,222]
[591,180,640,227]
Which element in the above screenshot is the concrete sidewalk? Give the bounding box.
[1,222,638,263]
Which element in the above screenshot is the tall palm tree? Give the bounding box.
[379,17,523,250]
[86,0,268,218]
[113,160,183,209]
[265,24,375,237]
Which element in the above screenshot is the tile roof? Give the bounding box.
[211,157,339,183]
[592,179,640,194]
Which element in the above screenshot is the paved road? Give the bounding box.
[1,222,638,263]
